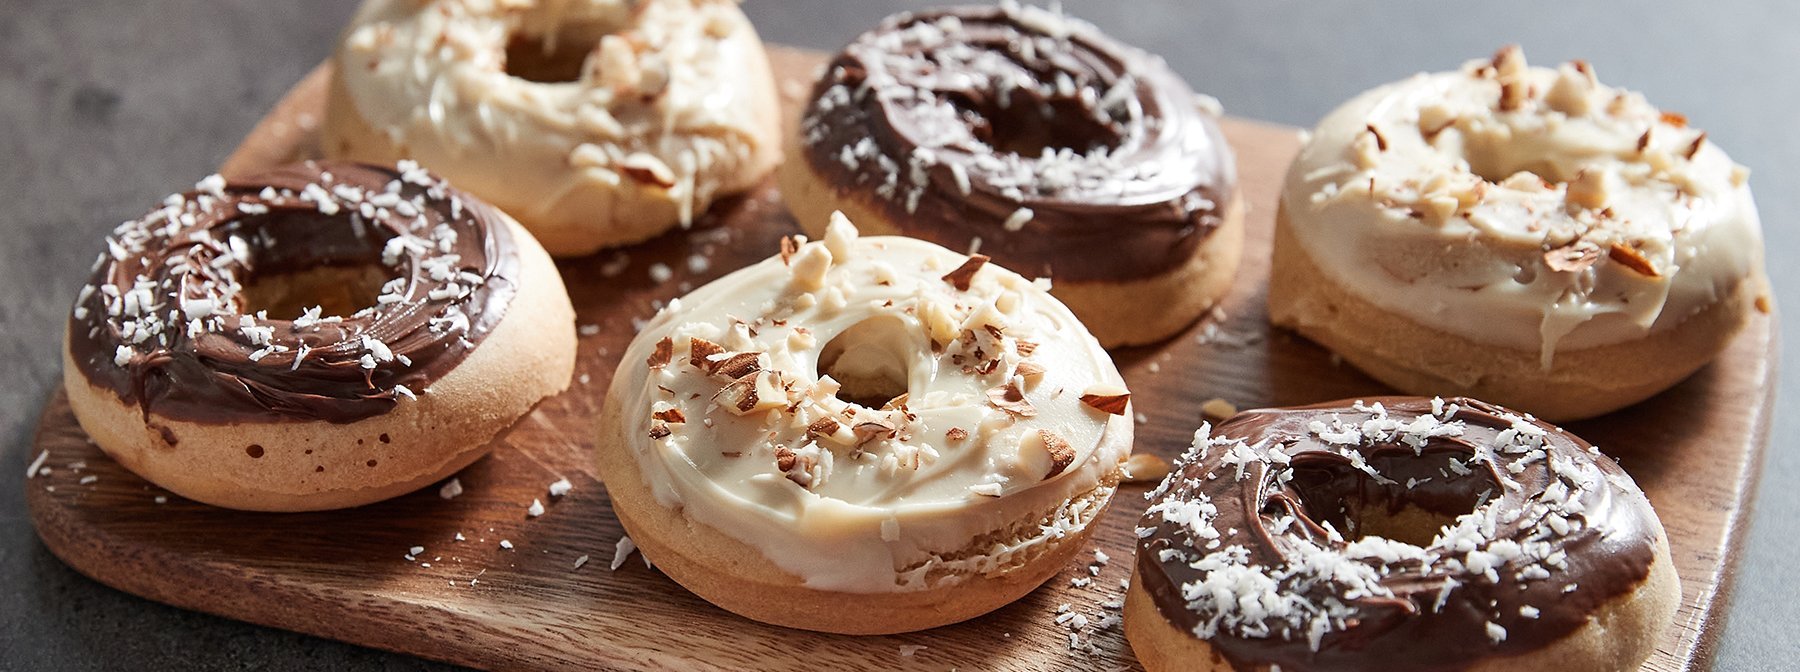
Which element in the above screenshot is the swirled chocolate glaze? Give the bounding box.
[1135,397,1661,671]
[798,4,1235,282]
[66,161,519,424]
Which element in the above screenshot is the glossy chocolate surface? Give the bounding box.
[1136,397,1661,671]
[67,161,518,424]
[798,5,1235,282]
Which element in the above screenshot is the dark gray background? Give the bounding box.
[2,1,1794,669]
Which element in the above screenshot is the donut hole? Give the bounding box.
[240,264,390,321]
[1277,448,1499,548]
[955,94,1119,158]
[817,316,914,409]
[504,17,615,84]
[215,211,400,321]
[1462,139,1580,185]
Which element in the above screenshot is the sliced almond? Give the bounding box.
[941,254,990,291]
[711,351,762,380]
[986,378,1037,417]
[946,427,969,442]
[1683,132,1708,160]
[807,416,841,439]
[688,338,724,369]
[646,337,673,368]
[1364,123,1388,151]
[652,407,686,424]
[715,371,785,416]
[1543,241,1601,273]
[648,421,672,440]
[779,235,801,265]
[853,418,897,444]
[1607,243,1660,277]
[1079,385,1131,416]
[1018,429,1076,480]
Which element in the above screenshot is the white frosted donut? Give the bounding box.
[324,0,782,256]
[1273,46,1766,420]
[597,213,1133,634]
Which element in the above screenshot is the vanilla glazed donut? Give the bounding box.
[1271,46,1767,421]
[1124,396,1678,672]
[781,3,1241,348]
[324,0,782,257]
[62,162,576,511]
[597,213,1133,633]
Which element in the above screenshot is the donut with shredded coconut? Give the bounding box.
[780,3,1241,347]
[1123,396,1678,672]
[62,162,576,511]
[323,0,782,256]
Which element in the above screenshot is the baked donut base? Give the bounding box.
[61,216,577,512]
[1123,533,1681,672]
[1268,204,1761,422]
[779,149,1244,349]
[595,388,1123,635]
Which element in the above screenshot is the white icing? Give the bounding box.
[335,0,774,242]
[611,216,1131,592]
[1283,48,1763,365]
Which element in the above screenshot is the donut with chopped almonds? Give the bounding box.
[324,0,782,256]
[1272,46,1767,421]
[596,212,1132,634]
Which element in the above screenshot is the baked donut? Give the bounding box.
[62,161,576,511]
[325,0,782,257]
[597,213,1133,633]
[781,4,1241,348]
[1272,46,1766,421]
[1124,396,1679,672]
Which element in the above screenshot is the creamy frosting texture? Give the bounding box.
[610,215,1132,592]
[1283,47,1763,364]
[335,0,775,242]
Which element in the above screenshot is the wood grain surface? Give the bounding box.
[23,46,1776,671]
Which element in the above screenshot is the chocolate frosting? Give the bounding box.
[798,5,1235,282]
[1135,397,1661,671]
[67,161,519,424]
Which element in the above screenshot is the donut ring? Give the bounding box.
[597,213,1133,634]
[325,0,782,256]
[1272,46,1766,420]
[63,162,576,511]
[781,4,1241,347]
[1125,397,1678,672]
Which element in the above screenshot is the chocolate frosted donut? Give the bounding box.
[781,3,1242,347]
[1124,397,1678,672]
[62,161,576,511]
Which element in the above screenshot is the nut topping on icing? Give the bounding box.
[1078,386,1131,416]
[941,254,991,291]
[612,215,1131,592]
[1283,46,1763,367]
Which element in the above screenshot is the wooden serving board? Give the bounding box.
[23,47,1776,671]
